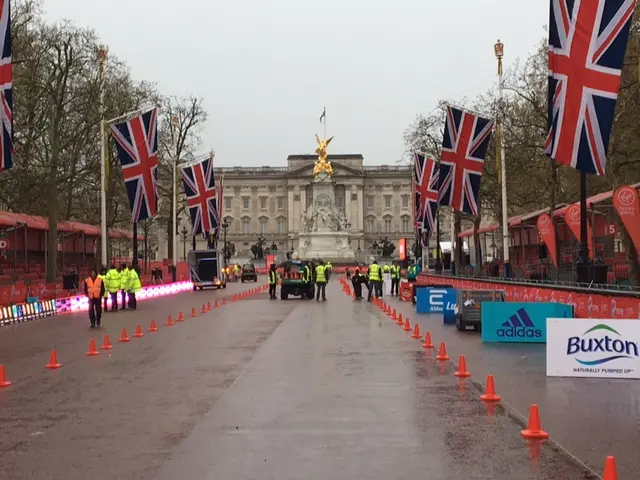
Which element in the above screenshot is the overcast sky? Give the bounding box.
[43,0,547,167]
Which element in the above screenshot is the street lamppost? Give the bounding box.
[494,39,510,278]
[180,226,188,261]
[222,220,229,267]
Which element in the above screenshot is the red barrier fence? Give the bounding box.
[0,262,191,306]
[418,274,640,320]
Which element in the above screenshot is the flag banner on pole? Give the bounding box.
[109,107,159,222]
[545,0,636,175]
[0,0,13,173]
[180,153,219,237]
[413,152,439,235]
[319,107,326,122]
[438,105,493,216]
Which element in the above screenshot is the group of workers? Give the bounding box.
[268,258,422,303]
[350,260,421,301]
[83,263,142,328]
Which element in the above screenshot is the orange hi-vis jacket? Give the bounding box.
[85,277,104,299]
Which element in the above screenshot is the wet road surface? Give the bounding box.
[387,290,640,479]
[1,280,596,479]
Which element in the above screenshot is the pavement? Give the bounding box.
[0,279,599,479]
[386,288,640,479]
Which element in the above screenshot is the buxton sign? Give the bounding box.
[547,318,640,379]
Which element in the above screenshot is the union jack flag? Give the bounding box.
[110,107,159,222]
[413,152,439,235]
[0,0,12,172]
[181,153,219,237]
[545,0,636,175]
[438,105,493,216]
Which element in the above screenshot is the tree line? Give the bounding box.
[404,9,640,284]
[2,1,208,281]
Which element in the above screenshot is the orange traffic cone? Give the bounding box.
[411,323,421,339]
[403,317,412,332]
[602,456,618,480]
[521,404,549,439]
[207,301,212,311]
[133,324,144,338]
[46,349,62,369]
[422,332,434,348]
[391,309,398,320]
[214,299,219,308]
[119,328,130,343]
[201,304,207,314]
[454,355,471,377]
[177,311,185,322]
[222,298,227,305]
[149,320,159,332]
[0,364,11,387]
[165,314,174,326]
[190,307,197,318]
[85,337,100,356]
[101,334,113,350]
[396,313,404,326]
[435,342,450,361]
[480,374,501,402]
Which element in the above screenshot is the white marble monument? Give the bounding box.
[293,134,356,261]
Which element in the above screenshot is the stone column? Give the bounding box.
[288,187,295,232]
[345,184,352,228]
[356,186,364,231]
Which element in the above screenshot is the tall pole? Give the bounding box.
[98,47,107,266]
[171,115,179,282]
[323,107,327,139]
[578,172,590,280]
[132,222,138,269]
[450,209,455,274]
[495,39,510,278]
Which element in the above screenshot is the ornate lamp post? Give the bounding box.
[494,39,510,278]
[180,226,188,261]
[222,220,229,266]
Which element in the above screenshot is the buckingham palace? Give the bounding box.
[213,154,413,258]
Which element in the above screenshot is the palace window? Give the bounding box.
[367,197,374,209]
[384,195,392,209]
[242,218,250,234]
[402,195,409,208]
[243,198,249,210]
[365,217,375,233]
[402,216,410,233]
[278,218,286,234]
[278,198,285,210]
[225,197,232,210]
[384,218,392,233]
[260,197,267,210]
[259,218,268,234]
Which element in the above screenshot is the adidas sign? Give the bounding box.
[497,308,542,339]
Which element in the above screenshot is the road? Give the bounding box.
[0,279,596,479]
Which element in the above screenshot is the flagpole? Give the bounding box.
[495,39,510,278]
[98,47,108,267]
[171,115,179,282]
[323,107,326,139]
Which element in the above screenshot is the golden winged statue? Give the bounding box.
[313,134,334,177]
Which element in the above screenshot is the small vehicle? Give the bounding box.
[188,249,227,291]
[280,260,314,300]
[240,263,258,282]
[455,289,505,332]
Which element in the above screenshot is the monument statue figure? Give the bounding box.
[313,134,334,177]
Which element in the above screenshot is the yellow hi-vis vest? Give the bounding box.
[369,264,381,281]
[315,265,327,283]
[269,270,277,284]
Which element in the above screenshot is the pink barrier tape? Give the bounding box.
[55,281,193,314]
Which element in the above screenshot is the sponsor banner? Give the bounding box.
[564,204,594,259]
[536,213,558,268]
[418,274,640,320]
[482,302,573,343]
[547,318,640,379]
[613,186,640,253]
[416,287,458,324]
